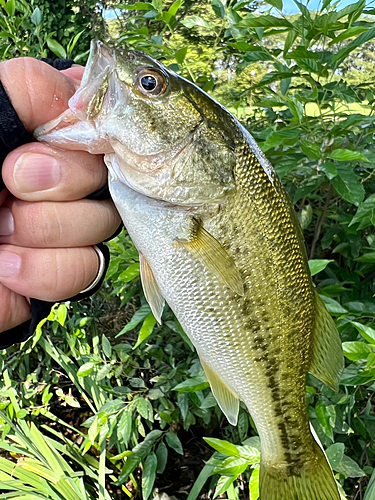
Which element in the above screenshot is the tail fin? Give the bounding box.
[259,441,341,500]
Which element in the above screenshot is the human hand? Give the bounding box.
[0,58,121,333]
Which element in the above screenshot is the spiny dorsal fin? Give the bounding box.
[139,253,165,324]
[308,290,344,391]
[200,357,239,426]
[177,223,244,296]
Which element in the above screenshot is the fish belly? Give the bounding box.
[109,176,316,469]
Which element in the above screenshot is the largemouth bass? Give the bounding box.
[36,41,344,500]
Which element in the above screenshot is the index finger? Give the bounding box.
[0,57,77,133]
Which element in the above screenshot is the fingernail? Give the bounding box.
[0,208,14,236]
[0,251,21,278]
[14,153,61,193]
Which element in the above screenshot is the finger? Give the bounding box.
[0,57,77,132]
[2,142,107,201]
[60,66,85,81]
[0,283,31,333]
[0,198,121,247]
[0,189,9,206]
[0,245,101,301]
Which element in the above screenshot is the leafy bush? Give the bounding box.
[1,0,375,499]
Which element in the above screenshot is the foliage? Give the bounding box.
[1,0,375,499]
[0,0,105,61]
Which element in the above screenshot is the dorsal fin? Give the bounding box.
[308,290,344,390]
[139,253,165,324]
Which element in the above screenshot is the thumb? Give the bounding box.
[0,57,78,133]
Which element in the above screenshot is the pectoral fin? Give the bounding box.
[200,358,239,426]
[139,253,165,324]
[308,291,344,390]
[178,222,244,296]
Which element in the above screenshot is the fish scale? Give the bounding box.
[35,41,344,499]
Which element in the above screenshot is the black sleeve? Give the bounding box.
[0,58,113,349]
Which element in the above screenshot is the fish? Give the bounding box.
[35,40,344,500]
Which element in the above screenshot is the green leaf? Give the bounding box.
[320,162,337,180]
[118,409,133,446]
[67,30,85,56]
[148,388,164,400]
[336,455,366,478]
[319,295,347,314]
[203,437,240,457]
[342,341,375,361]
[213,456,249,475]
[308,259,334,276]
[175,47,188,65]
[4,0,15,16]
[326,443,345,470]
[181,16,212,29]
[300,140,321,160]
[329,149,369,162]
[137,397,154,422]
[349,194,375,230]
[284,29,298,54]
[168,0,183,16]
[77,362,95,377]
[287,96,304,122]
[133,430,163,457]
[117,304,151,336]
[350,322,375,345]
[212,0,226,18]
[117,454,142,484]
[102,335,112,358]
[249,465,260,500]
[173,375,209,393]
[298,204,313,230]
[152,0,163,11]
[238,15,293,28]
[31,7,42,26]
[332,27,375,65]
[165,432,184,455]
[214,475,236,498]
[187,462,216,500]
[47,39,67,59]
[363,467,375,500]
[56,303,68,326]
[119,262,140,282]
[96,363,112,381]
[130,377,146,388]
[133,313,157,349]
[315,401,335,441]
[142,452,157,500]
[156,442,168,474]
[356,252,375,262]
[266,0,283,9]
[332,164,365,206]
[329,26,368,45]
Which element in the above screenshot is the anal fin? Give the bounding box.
[308,290,344,391]
[177,222,244,296]
[200,357,239,426]
[139,253,165,324]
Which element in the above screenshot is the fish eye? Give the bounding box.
[135,68,167,97]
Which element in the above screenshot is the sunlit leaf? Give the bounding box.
[308,259,334,276]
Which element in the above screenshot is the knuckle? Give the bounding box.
[28,203,63,247]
